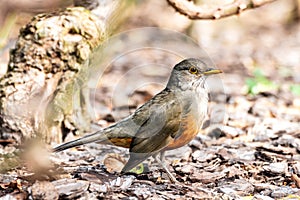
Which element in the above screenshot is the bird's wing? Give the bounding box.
[122,89,183,172]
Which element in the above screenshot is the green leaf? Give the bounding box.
[129,163,145,174]
[290,85,300,96]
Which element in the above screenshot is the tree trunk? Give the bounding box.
[0,0,130,145]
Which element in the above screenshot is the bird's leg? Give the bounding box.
[160,151,166,164]
[155,151,178,183]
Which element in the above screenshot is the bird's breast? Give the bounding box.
[164,111,201,150]
[164,92,208,151]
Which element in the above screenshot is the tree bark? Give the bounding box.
[0,0,129,145]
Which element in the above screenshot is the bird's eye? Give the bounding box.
[189,67,198,74]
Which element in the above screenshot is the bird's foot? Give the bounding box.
[155,152,180,183]
[165,170,179,184]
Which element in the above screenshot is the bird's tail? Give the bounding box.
[53,130,107,152]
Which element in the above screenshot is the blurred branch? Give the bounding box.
[166,0,278,20]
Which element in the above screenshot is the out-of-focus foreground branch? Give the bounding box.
[166,0,278,20]
[0,0,130,145]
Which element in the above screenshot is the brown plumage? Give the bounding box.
[53,58,222,182]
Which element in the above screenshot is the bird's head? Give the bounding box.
[167,58,222,91]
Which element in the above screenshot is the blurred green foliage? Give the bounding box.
[290,84,300,96]
[245,68,278,95]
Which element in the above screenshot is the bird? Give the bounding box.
[53,58,222,182]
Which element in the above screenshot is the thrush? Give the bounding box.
[53,58,222,182]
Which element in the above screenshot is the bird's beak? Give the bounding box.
[203,68,222,75]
